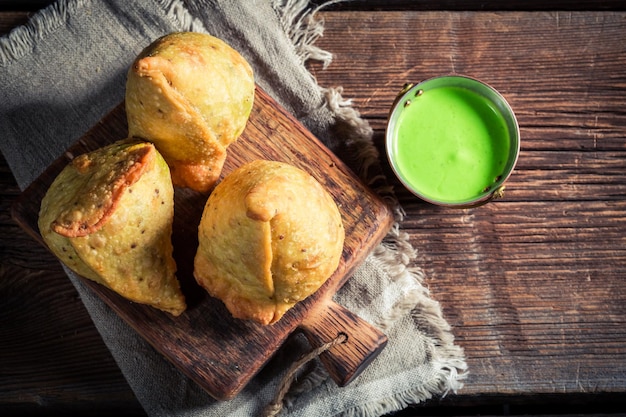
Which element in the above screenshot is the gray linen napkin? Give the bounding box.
[0,0,467,415]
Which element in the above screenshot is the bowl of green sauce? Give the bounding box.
[386,75,520,207]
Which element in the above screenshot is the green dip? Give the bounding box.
[389,84,511,204]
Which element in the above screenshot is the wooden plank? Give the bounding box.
[0,264,146,415]
[3,6,626,415]
[4,0,626,13]
[5,0,626,14]
[0,11,29,32]
[0,115,144,412]
[310,0,626,11]
[309,10,626,399]
[11,87,393,400]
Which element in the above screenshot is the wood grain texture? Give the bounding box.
[1,157,145,413]
[3,4,626,416]
[310,0,626,11]
[308,10,626,401]
[0,12,144,410]
[300,300,388,386]
[5,0,626,12]
[11,87,394,400]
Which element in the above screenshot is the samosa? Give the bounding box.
[125,32,255,193]
[38,139,186,316]
[194,160,345,325]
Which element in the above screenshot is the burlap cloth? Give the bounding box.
[0,1,467,415]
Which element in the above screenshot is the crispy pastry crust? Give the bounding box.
[194,160,345,325]
[39,139,186,316]
[125,32,255,193]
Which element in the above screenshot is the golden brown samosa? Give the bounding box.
[125,32,255,193]
[194,160,345,325]
[38,139,186,316]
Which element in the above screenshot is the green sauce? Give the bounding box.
[391,85,511,204]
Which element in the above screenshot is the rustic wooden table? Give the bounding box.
[2,1,625,416]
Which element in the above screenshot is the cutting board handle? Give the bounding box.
[299,300,387,386]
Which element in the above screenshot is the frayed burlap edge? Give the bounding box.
[272,0,469,413]
[2,0,468,414]
[0,0,88,67]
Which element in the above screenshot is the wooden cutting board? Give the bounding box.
[12,87,394,400]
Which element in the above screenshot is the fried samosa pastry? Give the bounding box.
[38,139,186,316]
[125,32,255,193]
[194,160,345,325]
